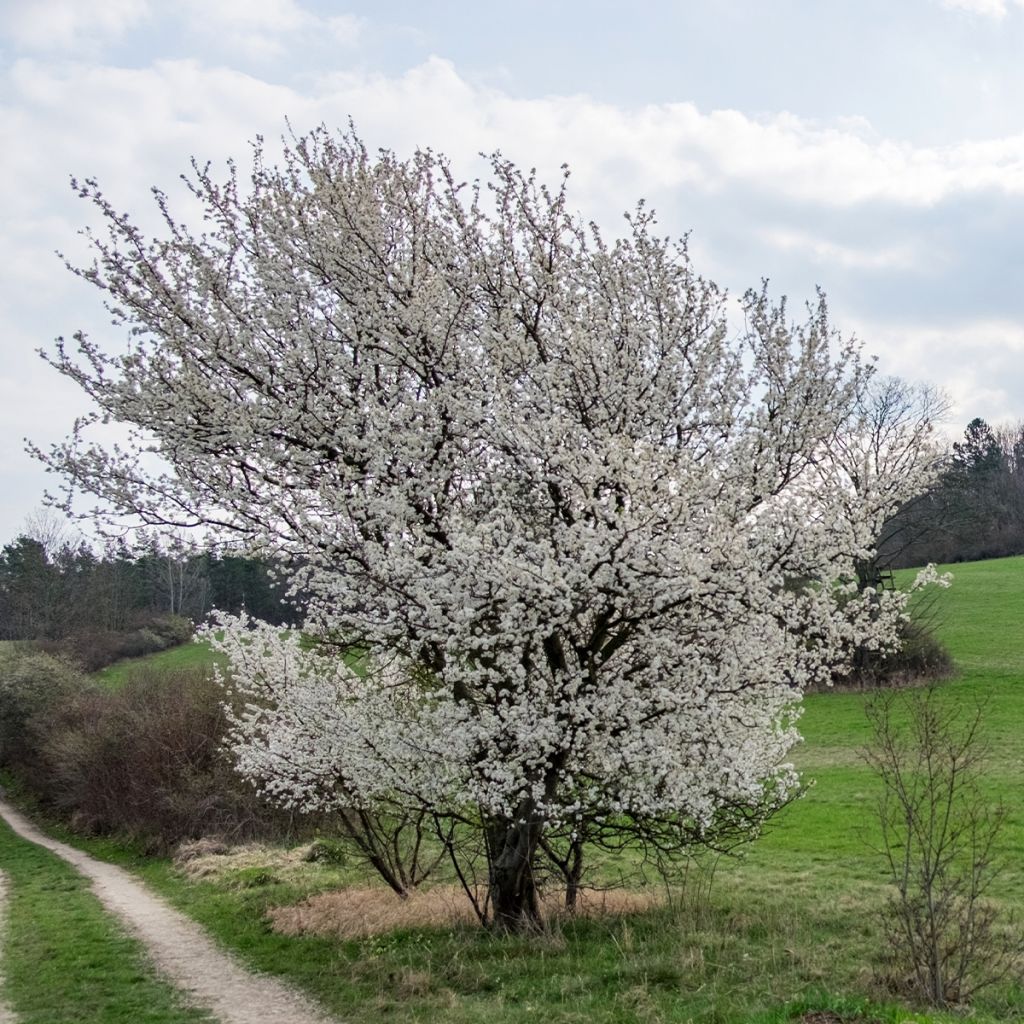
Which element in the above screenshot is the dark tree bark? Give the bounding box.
[486,805,543,932]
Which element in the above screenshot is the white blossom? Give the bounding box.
[41,126,939,925]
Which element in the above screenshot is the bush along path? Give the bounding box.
[0,797,339,1024]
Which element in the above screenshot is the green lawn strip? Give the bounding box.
[93,639,223,688]
[0,817,213,1024]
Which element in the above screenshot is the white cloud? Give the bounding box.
[3,57,304,210]
[8,53,1024,253]
[3,0,150,51]
[846,317,1024,426]
[940,0,1011,16]
[311,61,1024,209]
[5,51,1024,536]
[325,14,363,47]
[178,0,362,60]
[939,0,1024,15]
[760,228,920,271]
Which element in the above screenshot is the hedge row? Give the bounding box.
[0,649,302,850]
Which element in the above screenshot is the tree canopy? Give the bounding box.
[42,127,938,929]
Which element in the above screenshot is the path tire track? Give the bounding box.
[0,871,16,1024]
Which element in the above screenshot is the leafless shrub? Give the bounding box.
[34,668,296,849]
[865,688,1023,1006]
[36,613,194,672]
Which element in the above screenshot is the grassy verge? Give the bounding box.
[0,817,213,1024]
[56,842,966,1024]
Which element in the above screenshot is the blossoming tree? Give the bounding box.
[43,128,937,930]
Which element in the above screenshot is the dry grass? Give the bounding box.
[174,839,314,881]
[175,838,662,938]
[269,883,662,939]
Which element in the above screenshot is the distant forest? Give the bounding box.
[881,417,1024,569]
[0,523,301,650]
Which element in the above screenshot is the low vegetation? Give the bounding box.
[37,613,195,673]
[866,688,1021,1006]
[0,660,296,851]
[2,555,1023,1022]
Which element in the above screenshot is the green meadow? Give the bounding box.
[94,639,224,688]
[5,556,1024,1023]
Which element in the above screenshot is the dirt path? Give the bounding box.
[0,799,339,1024]
[0,871,16,1024]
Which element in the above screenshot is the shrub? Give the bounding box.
[37,614,195,672]
[0,649,91,770]
[884,618,955,679]
[146,614,194,646]
[844,618,953,689]
[865,688,1023,1006]
[33,667,292,850]
[2,638,415,858]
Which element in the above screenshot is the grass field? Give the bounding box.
[94,639,224,687]
[8,556,1024,1023]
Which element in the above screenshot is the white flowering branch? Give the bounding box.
[41,126,938,930]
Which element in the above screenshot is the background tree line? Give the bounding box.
[0,516,302,662]
[881,417,1024,569]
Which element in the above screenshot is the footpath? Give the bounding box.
[0,798,339,1024]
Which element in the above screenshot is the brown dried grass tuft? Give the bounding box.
[174,840,314,880]
[173,837,231,865]
[268,884,661,939]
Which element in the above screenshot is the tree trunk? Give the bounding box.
[486,809,543,932]
[563,836,585,912]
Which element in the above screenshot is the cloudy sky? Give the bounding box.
[3,0,1024,543]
